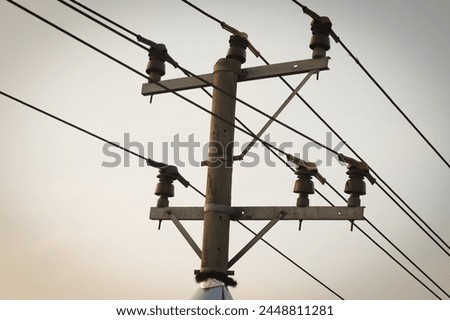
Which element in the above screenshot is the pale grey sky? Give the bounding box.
[0,0,449,299]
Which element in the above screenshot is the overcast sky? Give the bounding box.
[1,0,449,300]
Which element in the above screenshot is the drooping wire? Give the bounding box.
[364,218,450,299]
[67,0,339,156]
[176,0,450,296]
[52,0,340,170]
[374,175,450,252]
[61,0,448,298]
[338,39,450,169]
[56,0,295,175]
[6,0,147,79]
[8,0,299,164]
[289,0,449,169]
[68,0,140,37]
[57,0,147,50]
[10,0,446,300]
[26,1,348,297]
[375,182,450,258]
[0,91,205,198]
[352,222,442,300]
[75,0,450,262]
[179,0,450,257]
[181,0,222,25]
[324,177,449,298]
[326,185,445,299]
[236,220,345,300]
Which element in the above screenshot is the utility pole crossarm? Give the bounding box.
[150,206,364,221]
[141,57,329,96]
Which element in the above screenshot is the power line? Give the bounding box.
[179,0,450,258]
[236,220,345,300]
[0,90,205,198]
[181,0,222,25]
[69,0,139,38]
[18,0,333,174]
[65,0,448,298]
[57,0,299,176]
[46,1,349,297]
[5,3,345,298]
[10,2,322,222]
[290,0,450,169]
[9,1,446,298]
[50,0,355,224]
[375,182,450,258]
[61,0,339,156]
[321,173,449,298]
[322,185,446,299]
[7,0,295,163]
[57,0,147,50]
[352,222,442,300]
[365,218,450,299]
[374,176,450,253]
[6,0,147,79]
[57,0,305,176]
[320,182,445,299]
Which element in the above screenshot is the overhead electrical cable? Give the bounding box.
[290,0,449,169]
[178,0,450,297]
[0,90,342,299]
[324,182,446,299]
[65,0,450,298]
[53,0,347,209]
[179,0,450,257]
[55,0,340,158]
[6,1,351,298]
[364,218,450,299]
[7,0,303,165]
[236,220,345,300]
[60,1,450,270]
[7,1,446,300]
[0,91,205,198]
[352,222,442,300]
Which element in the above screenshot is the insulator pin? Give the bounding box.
[293,167,315,207]
[154,166,177,207]
[309,17,332,59]
[146,45,168,81]
[226,35,248,63]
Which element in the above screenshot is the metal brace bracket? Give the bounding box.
[228,211,287,268]
[168,211,202,259]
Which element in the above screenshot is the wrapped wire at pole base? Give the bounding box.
[191,279,233,300]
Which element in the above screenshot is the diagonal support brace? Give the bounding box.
[239,70,316,158]
[169,211,202,259]
[228,211,287,268]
